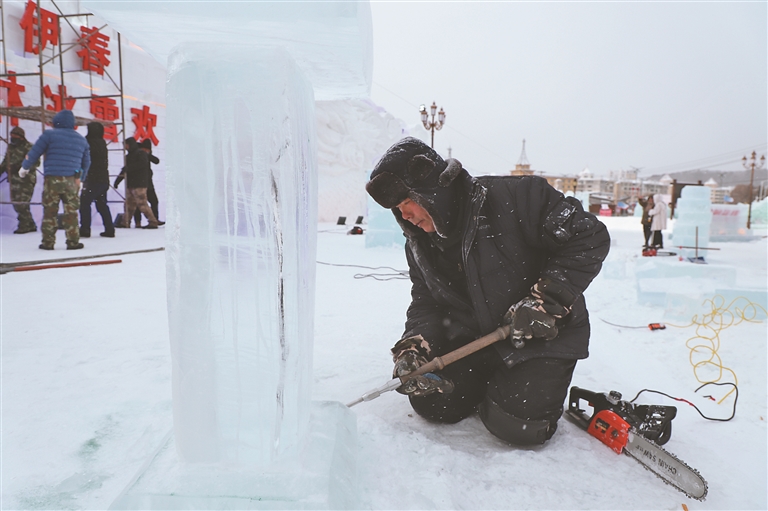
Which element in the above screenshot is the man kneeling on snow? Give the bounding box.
[365,138,610,445]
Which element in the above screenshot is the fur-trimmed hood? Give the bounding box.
[366,137,468,237]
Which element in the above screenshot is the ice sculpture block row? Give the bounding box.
[82,0,372,100]
[165,44,317,466]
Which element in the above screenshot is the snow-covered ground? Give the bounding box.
[1,216,766,510]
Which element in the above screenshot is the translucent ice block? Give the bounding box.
[81,0,372,100]
[672,186,712,260]
[165,44,317,466]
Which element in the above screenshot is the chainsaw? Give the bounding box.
[565,386,708,501]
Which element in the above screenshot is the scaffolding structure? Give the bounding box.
[0,0,126,201]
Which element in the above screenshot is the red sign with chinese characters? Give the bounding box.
[131,105,159,146]
[44,84,76,112]
[19,0,59,54]
[90,96,120,142]
[0,71,26,126]
[77,26,111,75]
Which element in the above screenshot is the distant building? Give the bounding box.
[510,139,535,176]
[704,178,732,204]
[576,167,613,194]
[545,175,578,194]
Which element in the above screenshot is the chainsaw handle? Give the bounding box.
[566,386,614,431]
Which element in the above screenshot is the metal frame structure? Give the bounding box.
[0,0,126,203]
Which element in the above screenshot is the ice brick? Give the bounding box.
[365,195,405,249]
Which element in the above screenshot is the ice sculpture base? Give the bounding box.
[110,402,357,510]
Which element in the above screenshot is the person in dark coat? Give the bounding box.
[639,195,654,249]
[79,122,114,238]
[365,137,610,446]
[114,137,159,229]
[133,138,163,226]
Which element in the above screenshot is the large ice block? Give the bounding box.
[81,1,372,100]
[165,44,317,466]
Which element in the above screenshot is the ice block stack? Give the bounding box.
[672,185,712,261]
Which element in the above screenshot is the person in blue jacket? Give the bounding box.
[20,110,91,250]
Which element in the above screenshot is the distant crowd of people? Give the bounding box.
[0,109,163,250]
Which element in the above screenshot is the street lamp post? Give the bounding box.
[419,101,445,148]
[742,150,766,229]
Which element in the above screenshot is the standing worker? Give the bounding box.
[133,138,163,227]
[20,110,90,250]
[648,193,667,249]
[365,137,610,446]
[79,121,115,238]
[114,137,159,229]
[639,194,654,250]
[1,126,39,234]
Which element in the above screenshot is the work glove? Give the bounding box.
[503,278,578,346]
[18,166,29,178]
[391,335,454,397]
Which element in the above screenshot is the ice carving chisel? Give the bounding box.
[346,325,511,407]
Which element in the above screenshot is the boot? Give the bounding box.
[79,228,91,238]
[39,243,54,250]
[100,231,115,238]
[142,224,159,229]
[66,242,84,250]
[14,225,37,234]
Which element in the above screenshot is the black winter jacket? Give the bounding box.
[399,173,610,368]
[122,146,150,189]
[85,122,109,185]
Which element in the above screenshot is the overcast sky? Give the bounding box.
[369,2,767,178]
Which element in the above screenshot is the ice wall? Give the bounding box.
[81,1,372,100]
[316,99,404,222]
[165,44,316,465]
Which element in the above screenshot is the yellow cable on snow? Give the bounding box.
[666,295,767,404]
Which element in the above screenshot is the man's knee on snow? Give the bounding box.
[478,395,560,446]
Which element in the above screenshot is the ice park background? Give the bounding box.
[1,1,767,510]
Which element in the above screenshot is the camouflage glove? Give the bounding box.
[391,335,454,397]
[503,278,578,344]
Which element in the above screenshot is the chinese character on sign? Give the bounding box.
[131,105,159,146]
[19,0,59,55]
[77,26,111,75]
[43,84,76,112]
[90,96,120,142]
[0,71,26,126]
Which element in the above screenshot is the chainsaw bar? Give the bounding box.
[625,430,708,501]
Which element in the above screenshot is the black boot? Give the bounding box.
[66,242,84,250]
[100,231,115,238]
[39,243,54,250]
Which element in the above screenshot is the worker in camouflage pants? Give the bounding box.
[0,127,39,234]
[21,110,90,250]
[41,176,81,246]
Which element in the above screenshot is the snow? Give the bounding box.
[1,216,766,510]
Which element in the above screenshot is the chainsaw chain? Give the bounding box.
[624,435,708,502]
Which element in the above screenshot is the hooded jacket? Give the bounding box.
[368,138,610,368]
[22,110,91,181]
[122,137,150,189]
[85,122,109,185]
